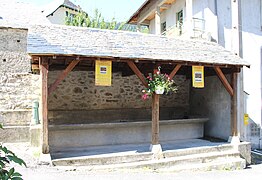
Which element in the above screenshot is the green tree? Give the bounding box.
[65,8,148,32]
[0,124,26,180]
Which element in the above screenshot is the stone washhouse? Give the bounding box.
[27,24,249,158]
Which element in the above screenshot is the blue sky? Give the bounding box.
[20,0,145,21]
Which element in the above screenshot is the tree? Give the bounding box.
[65,8,149,32]
[0,124,26,180]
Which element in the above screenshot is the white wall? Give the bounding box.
[47,7,77,25]
[149,0,186,33]
[192,0,218,41]
[241,0,262,145]
[149,0,218,40]
[216,0,232,50]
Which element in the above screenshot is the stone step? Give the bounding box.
[53,150,244,172]
[158,157,246,172]
[163,144,234,158]
[52,151,154,166]
[52,144,236,167]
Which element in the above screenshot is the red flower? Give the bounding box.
[142,94,149,100]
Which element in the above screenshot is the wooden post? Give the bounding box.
[155,6,161,35]
[151,67,160,145]
[137,23,141,32]
[231,72,238,137]
[152,93,160,145]
[40,57,49,154]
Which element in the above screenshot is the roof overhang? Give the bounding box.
[127,0,176,25]
[27,24,250,68]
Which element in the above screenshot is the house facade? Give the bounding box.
[128,0,262,149]
[42,0,80,25]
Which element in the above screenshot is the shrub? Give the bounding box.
[0,124,26,180]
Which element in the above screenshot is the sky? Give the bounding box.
[20,0,146,21]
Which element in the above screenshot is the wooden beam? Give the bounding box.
[152,93,160,145]
[214,67,234,96]
[160,4,171,9]
[31,64,39,70]
[169,64,182,79]
[40,57,49,154]
[127,61,148,87]
[48,60,80,95]
[231,72,238,136]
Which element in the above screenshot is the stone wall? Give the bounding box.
[0,28,30,73]
[48,71,189,110]
[0,27,41,142]
[0,73,40,125]
[48,70,190,124]
[0,27,39,126]
[190,75,231,140]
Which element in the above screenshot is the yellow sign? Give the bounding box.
[95,60,112,86]
[244,114,249,126]
[192,66,204,88]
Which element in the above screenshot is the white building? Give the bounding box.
[128,0,262,149]
[42,0,80,25]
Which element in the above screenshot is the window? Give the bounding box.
[161,21,166,33]
[177,10,183,34]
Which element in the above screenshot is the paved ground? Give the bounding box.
[3,142,262,180]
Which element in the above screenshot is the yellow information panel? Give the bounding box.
[192,66,204,88]
[244,114,249,126]
[95,60,112,86]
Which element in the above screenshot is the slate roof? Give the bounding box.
[42,0,80,17]
[27,24,249,67]
[0,0,50,29]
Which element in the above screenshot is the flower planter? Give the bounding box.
[155,86,164,94]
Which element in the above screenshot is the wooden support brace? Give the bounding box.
[40,58,49,154]
[127,61,148,87]
[214,67,234,96]
[169,64,182,79]
[48,60,80,95]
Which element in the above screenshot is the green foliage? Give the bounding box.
[65,8,148,32]
[0,124,26,180]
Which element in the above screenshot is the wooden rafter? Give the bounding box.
[169,64,182,79]
[214,67,234,96]
[127,61,148,87]
[48,59,80,95]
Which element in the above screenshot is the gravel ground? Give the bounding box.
[2,143,262,180]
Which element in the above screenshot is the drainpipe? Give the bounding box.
[214,0,218,15]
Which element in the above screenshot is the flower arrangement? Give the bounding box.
[142,66,178,100]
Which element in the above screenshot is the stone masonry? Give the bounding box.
[48,70,190,124]
[0,27,41,142]
[48,71,189,110]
